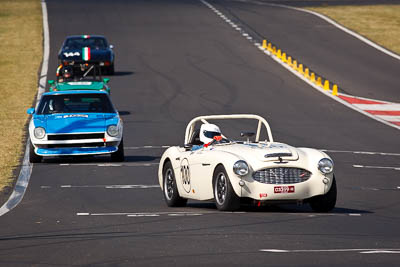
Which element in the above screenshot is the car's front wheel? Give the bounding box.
[309,176,337,212]
[111,139,124,162]
[213,165,240,211]
[29,141,42,163]
[163,161,187,207]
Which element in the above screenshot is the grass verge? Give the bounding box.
[0,0,42,193]
[306,5,400,55]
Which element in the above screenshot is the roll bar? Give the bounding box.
[184,114,274,144]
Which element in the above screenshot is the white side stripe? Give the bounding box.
[353,104,400,111]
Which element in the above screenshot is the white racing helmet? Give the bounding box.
[200,123,221,144]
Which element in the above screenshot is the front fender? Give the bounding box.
[158,146,183,191]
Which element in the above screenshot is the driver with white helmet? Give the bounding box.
[192,123,223,151]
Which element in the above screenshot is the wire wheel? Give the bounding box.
[164,169,175,200]
[213,165,240,211]
[215,172,227,205]
[162,161,187,207]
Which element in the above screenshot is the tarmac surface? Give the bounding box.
[0,0,399,266]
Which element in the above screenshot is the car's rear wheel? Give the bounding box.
[29,141,42,163]
[213,165,240,211]
[111,139,124,162]
[163,161,187,207]
[309,176,337,212]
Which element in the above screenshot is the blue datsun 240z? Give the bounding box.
[27,90,124,163]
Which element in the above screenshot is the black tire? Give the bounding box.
[309,176,337,212]
[29,141,42,163]
[213,165,240,211]
[163,161,187,207]
[111,139,124,162]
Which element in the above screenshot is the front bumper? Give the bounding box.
[36,146,118,156]
[236,172,334,201]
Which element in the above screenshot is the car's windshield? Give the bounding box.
[64,37,108,50]
[37,94,116,114]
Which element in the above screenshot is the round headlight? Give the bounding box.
[34,127,46,139]
[107,125,119,137]
[318,158,334,174]
[233,160,249,176]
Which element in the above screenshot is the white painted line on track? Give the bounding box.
[58,162,159,167]
[130,146,400,157]
[128,214,160,217]
[0,0,49,217]
[320,149,400,157]
[125,146,171,149]
[56,184,159,189]
[361,250,400,254]
[229,0,400,61]
[264,2,400,61]
[77,211,246,217]
[200,0,400,131]
[352,165,400,171]
[259,248,400,254]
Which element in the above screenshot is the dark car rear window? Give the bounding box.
[37,94,116,115]
[64,37,108,50]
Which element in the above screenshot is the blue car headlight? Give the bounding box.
[34,127,46,139]
[107,125,119,137]
[318,158,334,174]
[233,160,249,176]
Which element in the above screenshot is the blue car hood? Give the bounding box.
[33,113,118,134]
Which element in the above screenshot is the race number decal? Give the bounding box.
[63,52,80,57]
[180,158,191,193]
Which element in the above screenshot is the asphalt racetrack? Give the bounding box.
[0,0,399,266]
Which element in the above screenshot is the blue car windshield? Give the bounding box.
[64,37,108,50]
[37,94,116,115]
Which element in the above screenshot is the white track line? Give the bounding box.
[260,248,400,254]
[200,0,400,131]
[321,149,400,156]
[58,162,159,167]
[353,165,400,171]
[0,0,49,217]
[130,146,400,157]
[55,184,160,189]
[265,2,400,61]
[232,0,400,61]
[76,211,244,217]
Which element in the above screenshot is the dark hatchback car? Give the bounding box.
[58,35,115,74]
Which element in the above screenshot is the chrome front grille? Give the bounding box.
[253,167,311,184]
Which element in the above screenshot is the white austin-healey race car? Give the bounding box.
[158,114,337,212]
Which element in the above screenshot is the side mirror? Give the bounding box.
[27,108,35,115]
[240,132,255,143]
[48,80,54,85]
[109,44,114,49]
[240,132,255,138]
[103,78,110,84]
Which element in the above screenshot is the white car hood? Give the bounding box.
[212,142,299,162]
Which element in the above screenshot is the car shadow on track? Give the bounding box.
[109,71,134,76]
